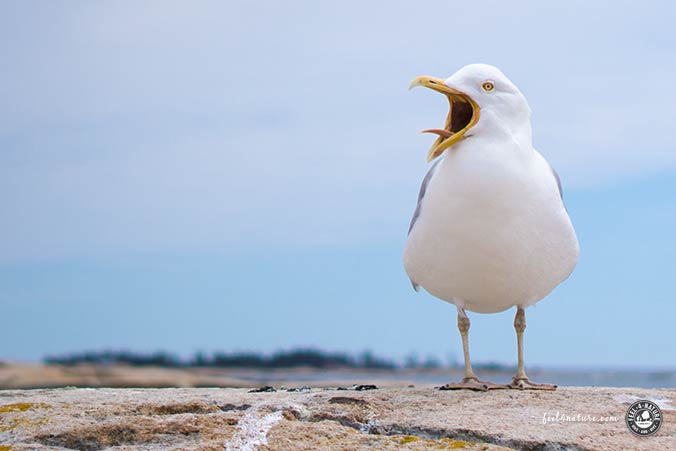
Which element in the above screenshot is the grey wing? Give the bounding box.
[549,163,563,200]
[408,159,441,235]
[406,159,441,292]
[548,163,570,214]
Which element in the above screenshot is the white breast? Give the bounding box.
[403,137,579,313]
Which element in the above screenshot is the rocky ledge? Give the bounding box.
[1,386,674,451]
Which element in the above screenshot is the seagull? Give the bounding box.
[404,64,579,391]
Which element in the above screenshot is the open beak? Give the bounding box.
[409,76,480,162]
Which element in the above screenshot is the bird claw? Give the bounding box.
[508,377,557,391]
[439,377,509,391]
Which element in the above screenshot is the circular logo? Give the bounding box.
[625,400,662,437]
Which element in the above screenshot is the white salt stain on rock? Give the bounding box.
[225,409,283,451]
[613,394,675,411]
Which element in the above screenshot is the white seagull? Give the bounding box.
[404,64,579,391]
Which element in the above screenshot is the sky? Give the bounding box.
[1,1,675,367]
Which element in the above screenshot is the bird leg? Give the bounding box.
[440,308,508,391]
[508,307,557,391]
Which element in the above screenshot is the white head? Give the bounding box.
[410,64,531,161]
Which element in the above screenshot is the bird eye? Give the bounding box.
[482,81,495,92]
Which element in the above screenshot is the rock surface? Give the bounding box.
[1,387,675,451]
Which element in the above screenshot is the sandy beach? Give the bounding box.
[1,363,674,390]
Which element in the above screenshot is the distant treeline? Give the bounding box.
[43,349,399,369]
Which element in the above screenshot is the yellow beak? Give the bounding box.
[409,76,480,162]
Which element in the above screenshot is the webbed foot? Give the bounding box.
[439,377,509,391]
[508,377,557,391]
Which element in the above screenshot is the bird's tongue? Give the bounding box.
[421,128,453,139]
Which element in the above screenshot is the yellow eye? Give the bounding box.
[482,81,495,92]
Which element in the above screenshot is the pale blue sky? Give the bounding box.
[1,1,675,367]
